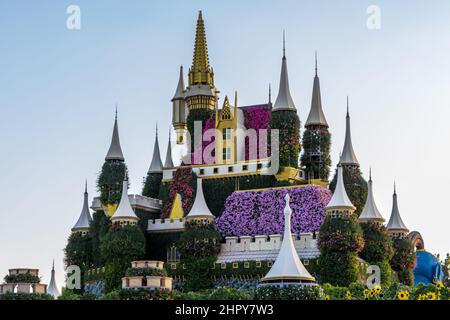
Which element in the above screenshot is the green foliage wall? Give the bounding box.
[318,215,364,286]
[90,212,111,267]
[187,109,214,154]
[301,127,331,181]
[269,110,301,168]
[329,165,368,214]
[100,225,146,292]
[97,160,128,205]
[142,173,162,199]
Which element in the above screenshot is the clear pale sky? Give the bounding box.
[1,0,449,290]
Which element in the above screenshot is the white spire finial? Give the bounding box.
[72,182,92,233]
[305,52,328,128]
[326,164,356,212]
[386,183,409,234]
[111,179,139,223]
[359,169,385,223]
[283,30,286,58]
[340,98,359,166]
[105,107,125,161]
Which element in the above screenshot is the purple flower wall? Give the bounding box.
[215,186,332,237]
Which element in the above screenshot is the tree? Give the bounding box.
[390,237,416,286]
[142,173,162,199]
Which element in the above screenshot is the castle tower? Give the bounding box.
[270,32,301,168]
[261,194,315,284]
[301,53,331,181]
[386,184,409,238]
[185,11,217,112]
[105,108,125,162]
[358,169,385,224]
[71,181,92,235]
[185,178,215,223]
[172,66,187,145]
[164,130,174,168]
[111,178,139,226]
[326,164,356,217]
[147,126,163,174]
[47,260,60,299]
[340,98,359,167]
[215,93,238,164]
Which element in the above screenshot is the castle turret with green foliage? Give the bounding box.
[142,126,163,198]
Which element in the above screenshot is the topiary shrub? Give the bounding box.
[142,173,162,199]
[390,237,416,286]
[3,273,40,284]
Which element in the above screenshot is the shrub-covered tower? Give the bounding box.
[301,54,331,181]
[269,33,301,168]
[318,164,364,286]
[329,100,367,214]
[97,109,128,216]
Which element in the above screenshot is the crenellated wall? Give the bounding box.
[147,218,185,233]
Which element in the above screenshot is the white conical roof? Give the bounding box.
[186,178,214,221]
[111,180,139,222]
[148,126,163,174]
[386,185,409,233]
[172,66,186,100]
[305,55,328,127]
[164,130,174,167]
[72,182,92,232]
[359,170,385,223]
[47,260,60,298]
[340,100,359,166]
[105,109,125,161]
[326,165,356,211]
[272,33,296,112]
[262,194,315,282]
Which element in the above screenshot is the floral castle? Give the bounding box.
[64,11,442,296]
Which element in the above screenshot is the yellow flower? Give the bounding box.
[426,292,437,300]
[345,291,352,300]
[363,289,370,298]
[373,286,382,295]
[436,281,444,290]
[397,290,409,300]
[325,295,331,300]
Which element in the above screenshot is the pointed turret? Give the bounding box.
[172,66,188,145]
[305,53,328,128]
[148,126,163,174]
[359,169,385,223]
[164,130,174,168]
[340,98,359,166]
[262,194,315,283]
[111,178,139,226]
[273,32,296,112]
[386,184,409,237]
[47,260,60,298]
[105,108,125,161]
[326,164,356,215]
[185,178,215,222]
[71,181,92,235]
[185,11,217,111]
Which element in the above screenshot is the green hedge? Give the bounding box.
[3,273,40,284]
[0,292,54,300]
[256,285,323,300]
[125,267,167,277]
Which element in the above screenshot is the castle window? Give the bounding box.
[228,166,234,173]
[221,263,227,269]
[242,165,248,171]
[255,261,262,268]
[244,262,250,269]
[303,259,310,266]
[267,261,273,267]
[223,128,231,140]
[257,163,263,170]
[223,148,232,161]
[232,262,239,269]
[199,169,205,175]
[213,168,219,174]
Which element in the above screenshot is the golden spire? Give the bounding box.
[221,96,232,120]
[189,11,214,86]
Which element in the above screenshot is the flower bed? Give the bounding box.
[215,186,331,237]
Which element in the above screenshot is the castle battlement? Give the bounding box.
[91,195,162,214]
[216,233,320,263]
[147,218,185,233]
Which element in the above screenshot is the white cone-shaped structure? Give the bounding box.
[71,182,92,233]
[305,54,328,127]
[386,185,409,236]
[262,194,315,282]
[105,110,125,161]
[273,33,296,112]
[47,260,60,298]
[111,179,139,224]
[164,130,174,168]
[148,126,163,174]
[185,178,215,222]
[359,170,385,223]
[326,164,356,212]
[340,100,359,166]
